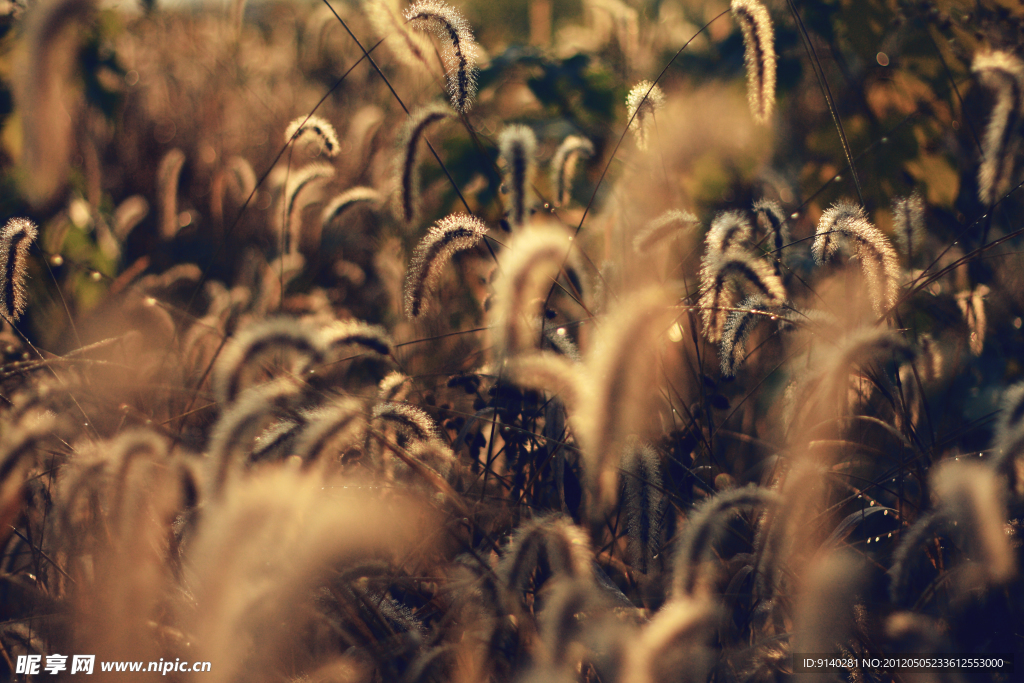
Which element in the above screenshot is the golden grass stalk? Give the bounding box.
[282,162,335,254]
[212,318,325,406]
[284,114,341,157]
[892,191,925,259]
[576,286,675,517]
[321,186,382,228]
[972,50,1024,206]
[550,135,594,207]
[15,0,94,207]
[403,212,488,318]
[625,80,665,151]
[633,209,699,255]
[396,104,452,225]
[0,218,38,322]
[498,124,538,230]
[813,200,900,316]
[622,437,665,576]
[699,249,785,343]
[490,221,572,357]
[731,0,776,124]
[363,0,435,73]
[405,0,479,112]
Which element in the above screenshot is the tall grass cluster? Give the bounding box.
[0,0,1022,681]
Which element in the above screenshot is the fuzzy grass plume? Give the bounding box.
[626,80,665,152]
[719,295,776,377]
[405,0,479,112]
[813,200,900,316]
[753,199,787,275]
[671,485,780,597]
[395,103,452,225]
[550,135,594,207]
[282,162,335,254]
[363,0,435,73]
[892,191,925,259]
[731,0,776,124]
[157,148,186,241]
[284,114,341,157]
[403,212,487,318]
[321,187,382,228]
[212,318,325,406]
[633,209,699,254]
[699,250,785,343]
[973,50,1024,206]
[622,437,665,576]
[498,125,537,230]
[15,0,95,207]
[490,221,572,357]
[0,218,38,322]
[576,286,675,517]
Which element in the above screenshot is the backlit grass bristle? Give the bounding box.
[699,250,785,343]
[719,295,775,377]
[372,402,440,443]
[705,210,753,259]
[498,124,537,230]
[157,148,186,241]
[319,320,393,359]
[282,162,335,254]
[209,379,301,493]
[535,578,594,670]
[403,212,487,318]
[407,440,457,481]
[731,0,776,124]
[622,437,665,576]
[813,200,900,315]
[212,319,325,406]
[625,80,666,151]
[404,0,479,112]
[490,221,571,357]
[292,398,366,464]
[753,199,787,275]
[633,209,699,254]
[321,187,382,228]
[671,485,780,597]
[0,218,38,322]
[378,371,412,403]
[396,104,452,225]
[892,191,925,259]
[888,510,946,605]
[550,135,594,207]
[364,0,435,73]
[284,114,340,157]
[823,327,913,392]
[499,515,593,602]
[972,50,1024,206]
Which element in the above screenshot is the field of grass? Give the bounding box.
[0,0,1022,681]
